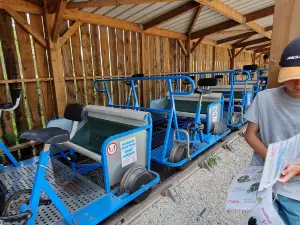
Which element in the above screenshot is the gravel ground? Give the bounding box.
[129,136,253,225]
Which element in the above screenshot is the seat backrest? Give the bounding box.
[64,103,85,122]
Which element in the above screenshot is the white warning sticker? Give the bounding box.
[212,106,218,123]
[120,137,137,168]
[107,142,118,156]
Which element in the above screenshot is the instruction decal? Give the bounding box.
[107,142,118,156]
[120,137,137,168]
[211,106,218,123]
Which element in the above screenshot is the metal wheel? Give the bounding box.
[120,165,154,204]
[169,143,191,171]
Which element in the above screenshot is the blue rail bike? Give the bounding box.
[94,75,230,170]
[0,103,160,225]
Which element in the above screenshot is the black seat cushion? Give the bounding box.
[20,128,70,144]
[0,102,13,110]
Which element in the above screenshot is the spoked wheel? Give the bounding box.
[120,165,154,204]
[169,143,191,171]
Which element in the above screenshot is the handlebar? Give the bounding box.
[0,211,32,223]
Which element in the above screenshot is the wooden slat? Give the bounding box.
[116,29,125,105]
[143,35,150,107]
[58,21,82,48]
[15,12,41,130]
[30,14,55,123]
[143,1,200,30]
[100,26,110,106]
[52,0,67,42]
[188,5,203,36]
[63,9,187,40]
[0,78,53,84]
[71,25,85,104]
[81,23,96,105]
[149,35,154,100]
[208,30,252,36]
[131,32,138,74]
[124,30,132,76]
[61,33,77,103]
[191,20,240,40]
[217,32,256,45]
[177,39,187,56]
[5,8,47,48]
[245,6,275,23]
[235,47,246,57]
[109,28,118,105]
[90,24,103,105]
[234,37,270,48]
[154,36,161,98]
[67,0,186,9]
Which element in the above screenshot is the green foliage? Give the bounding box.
[1,133,20,144]
[207,154,221,167]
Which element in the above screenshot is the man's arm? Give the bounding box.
[245,122,268,160]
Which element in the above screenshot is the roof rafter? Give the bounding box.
[217,32,256,45]
[255,47,271,53]
[52,0,67,42]
[246,43,271,51]
[194,0,272,39]
[234,37,270,48]
[265,25,273,32]
[143,1,200,30]
[187,4,203,35]
[245,5,275,23]
[67,0,186,9]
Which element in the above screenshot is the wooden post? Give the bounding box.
[268,0,300,88]
[229,48,235,70]
[186,35,192,72]
[252,53,256,64]
[164,37,170,73]
[43,12,66,117]
[212,46,216,71]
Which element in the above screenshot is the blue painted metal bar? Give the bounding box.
[0,140,21,167]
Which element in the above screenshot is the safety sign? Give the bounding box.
[120,137,137,168]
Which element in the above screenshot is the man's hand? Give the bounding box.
[278,165,300,183]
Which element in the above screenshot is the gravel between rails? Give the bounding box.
[128,136,253,225]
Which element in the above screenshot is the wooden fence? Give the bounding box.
[0,9,263,162]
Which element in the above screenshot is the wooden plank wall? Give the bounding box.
[0,9,54,161]
[0,14,261,162]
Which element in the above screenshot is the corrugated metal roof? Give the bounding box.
[255,15,274,28]
[68,0,275,44]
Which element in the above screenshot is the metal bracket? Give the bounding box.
[161,184,177,203]
[222,143,234,152]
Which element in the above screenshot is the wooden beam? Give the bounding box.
[265,25,273,32]
[194,0,271,39]
[252,53,256,64]
[212,46,216,70]
[5,7,47,48]
[234,37,270,48]
[234,47,246,57]
[58,21,82,47]
[268,0,300,88]
[246,43,271,51]
[63,9,187,40]
[191,37,204,53]
[186,35,192,72]
[217,32,256,45]
[191,20,240,39]
[67,0,186,9]
[47,0,60,14]
[245,5,275,23]
[208,29,252,36]
[43,5,67,117]
[188,5,203,35]
[0,0,42,15]
[255,46,271,52]
[229,48,235,69]
[52,0,67,42]
[178,39,187,56]
[233,36,252,46]
[143,1,200,30]
[26,0,42,7]
[255,52,264,60]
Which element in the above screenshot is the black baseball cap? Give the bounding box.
[278,37,300,83]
